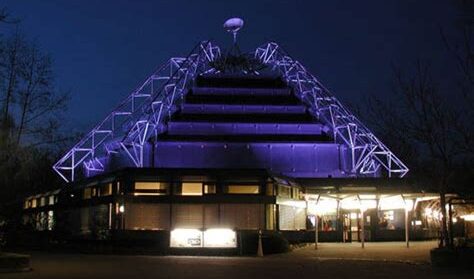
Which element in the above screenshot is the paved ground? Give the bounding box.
[291,241,438,263]
[2,241,470,279]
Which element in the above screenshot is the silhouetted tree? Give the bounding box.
[0,8,71,245]
[363,0,474,248]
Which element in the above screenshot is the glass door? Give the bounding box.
[342,213,352,242]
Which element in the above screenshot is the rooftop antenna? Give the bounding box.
[223,17,244,45]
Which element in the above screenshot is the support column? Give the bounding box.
[448,203,453,248]
[405,207,410,248]
[361,209,365,248]
[315,215,319,250]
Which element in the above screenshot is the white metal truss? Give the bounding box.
[54,40,408,183]
[53,41,220,182]
[254,42,409,178]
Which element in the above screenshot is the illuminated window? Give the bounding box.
[383,210,394,221]
[278,185,291,198]
[379,210,396,230]
[47,211,54,231]
[181,183,203,196]
[83,188,92,199]
[31,199,37,208]
[266,183,274,196]
[40,197,46,207]
[204,183,216,194]
[134,182,168,195]
[99,183,112,196]
[291,188,300,199]
[48,195,55,205]
[226,185,259,194]
[24,200,29,209]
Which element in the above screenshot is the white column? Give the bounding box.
[315,215,319,250]
[257,229,264,256]
[361,209,365,248]
[405,207,410,248]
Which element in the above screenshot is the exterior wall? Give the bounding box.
[153,142,348,178]
[22,170,444,247]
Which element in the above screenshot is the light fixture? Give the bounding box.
[203,228,237,248]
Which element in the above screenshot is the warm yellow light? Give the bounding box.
[181,183,203,196]
[379,196,413,210]
[203,229,237,248]
[461,214,474,221]
[361,200,377,210]
[424,207,433,216]
[308,199,337,214]
[340,199,360,210]
[340,199,376,210]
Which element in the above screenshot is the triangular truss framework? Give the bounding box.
[53,41,220,182]
[53,41,408,183]
[254,42,408,178]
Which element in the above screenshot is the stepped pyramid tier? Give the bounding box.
[53,42,408,183]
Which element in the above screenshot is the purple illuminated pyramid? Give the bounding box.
[53,42,408,183]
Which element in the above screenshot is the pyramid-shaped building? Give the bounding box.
[21,39,443,251]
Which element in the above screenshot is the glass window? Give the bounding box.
[39,197,46,206]
[266,183,274,196]
[278,185,291,198]
[319,214,337,231]
[83,188,92,199]
[99,183,112,196]
[134,182,168,195]
[379,210,397,230]
[181,183,203,196]
[31,199,37,208]
[48,195,55,205]
[227,185,259,194]
[47,211,54,231]
[204,183,216,194]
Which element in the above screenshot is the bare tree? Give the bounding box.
[362,0,474,249]
[364,62,468,247]
[16,42,69,145]
[0,30,26,138]
[441,0,474,156]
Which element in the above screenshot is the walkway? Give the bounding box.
[287,241,438,264]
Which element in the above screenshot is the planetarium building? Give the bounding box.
[22,28,446,252]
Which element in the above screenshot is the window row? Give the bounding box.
[24,195,57,209]
[83,183,113,199]
[133,182,261,196]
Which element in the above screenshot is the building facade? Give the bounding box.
[22,41,451,251]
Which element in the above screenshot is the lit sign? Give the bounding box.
[170,229,203,248]
[203,229,237,248]
[170,228,237,248]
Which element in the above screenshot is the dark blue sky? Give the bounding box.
[2,0,457,132]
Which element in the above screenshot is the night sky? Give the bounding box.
[1,0,458,133]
